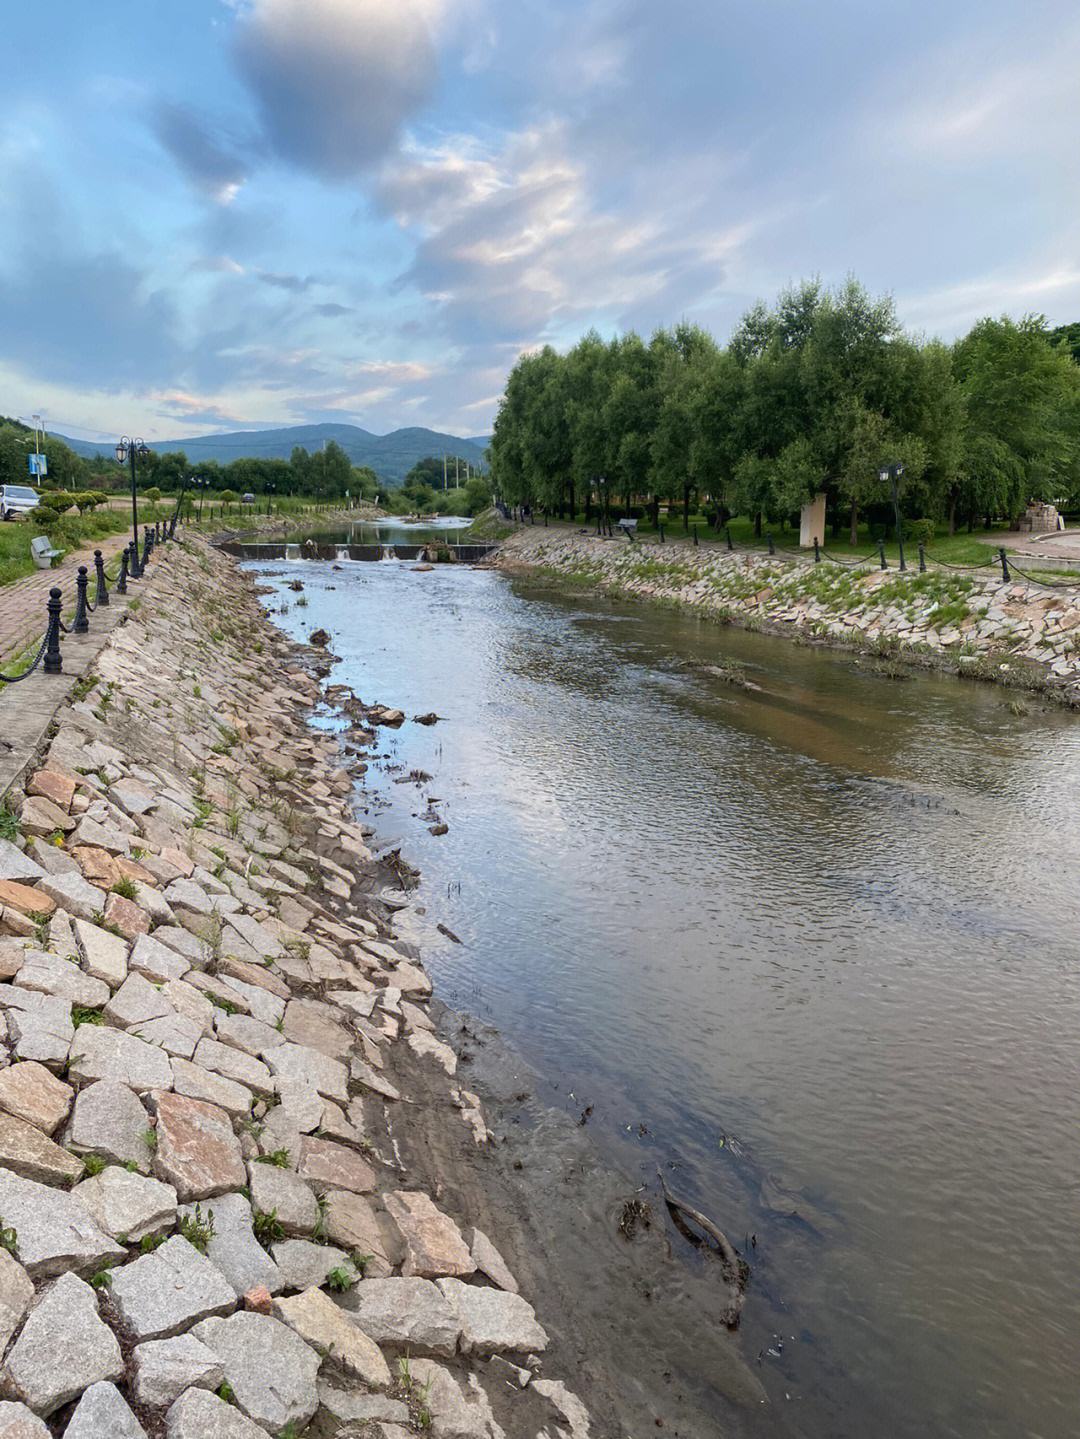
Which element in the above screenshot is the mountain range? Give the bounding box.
[52,423,492,487]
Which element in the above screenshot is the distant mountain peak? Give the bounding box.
[49,422,488,486]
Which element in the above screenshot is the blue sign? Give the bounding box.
[28,453,47,477]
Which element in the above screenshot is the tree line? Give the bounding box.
[0,423,383,503]
[488,279,1080,540]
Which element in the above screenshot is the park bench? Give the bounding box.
[617,518,638,540]
[30,536,64,570]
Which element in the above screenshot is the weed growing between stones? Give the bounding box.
[252,1207,284,1247]
[325,1266,355,1293]
[178,1203,215,1252]
[255,1148,291,1169]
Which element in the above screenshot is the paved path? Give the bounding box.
[0,530,135,664]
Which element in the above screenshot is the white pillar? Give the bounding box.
[800,492,827,548]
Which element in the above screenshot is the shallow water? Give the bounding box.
[251,552,1080,1439]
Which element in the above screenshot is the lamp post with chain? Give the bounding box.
[878,461,907,572]
[115,437,150,578]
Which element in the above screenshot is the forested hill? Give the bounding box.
[52,423,489,486]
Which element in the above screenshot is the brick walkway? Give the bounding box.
[0,530,135,665]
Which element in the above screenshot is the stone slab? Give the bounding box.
[109,1235,237,1341]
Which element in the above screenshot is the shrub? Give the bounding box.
[142,487,161,503]
[906,517,935,547]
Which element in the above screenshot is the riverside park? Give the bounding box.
[0,3,1078,1438]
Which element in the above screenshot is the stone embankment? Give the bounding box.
[0,539,589,1439]
[495,528,1080,703]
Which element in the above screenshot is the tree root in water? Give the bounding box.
[657,1170,749,1329]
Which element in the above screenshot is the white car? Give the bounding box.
[0,485,40,521]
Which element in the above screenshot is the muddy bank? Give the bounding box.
[491,527,1080,705]
[283,613,779,1436]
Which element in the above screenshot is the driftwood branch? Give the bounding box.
[657,1170,748,1328]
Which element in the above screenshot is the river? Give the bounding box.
[248,534,1080,1439]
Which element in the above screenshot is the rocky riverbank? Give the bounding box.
[493,528,1080,704]
[0,536,593,1439]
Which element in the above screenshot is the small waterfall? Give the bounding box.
[285,543,300,561]
[381,543,397,560]
[336,545,350,561]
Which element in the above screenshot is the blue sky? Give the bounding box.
[1,0,1077,444]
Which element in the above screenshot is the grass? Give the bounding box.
[252,1207,284,1247]
[0,501,173,588]
[0,1221,17,1255]
[255,1149,290,1169]
[81,1153,107,1177]
[179,1203,215,1253]
[71,1006,105,1028]
[325,1265,356,1292]
[110,877,138,901]
[0,807,19,844]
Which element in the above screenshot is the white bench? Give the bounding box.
[31,536,64,570]
[617,518,638,540]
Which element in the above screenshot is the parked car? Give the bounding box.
[0,485,40,521]
[242,492,256,505]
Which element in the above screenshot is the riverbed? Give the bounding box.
[249,546,1080,1439]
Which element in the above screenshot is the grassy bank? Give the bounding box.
[0,502,176,587]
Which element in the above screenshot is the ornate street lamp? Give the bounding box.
[878,461,906,572]
[115,437,150,577]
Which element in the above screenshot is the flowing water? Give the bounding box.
[249,547,1080,1439]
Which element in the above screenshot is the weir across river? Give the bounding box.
[217,540,499,563]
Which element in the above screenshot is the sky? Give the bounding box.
[1,0,1079,446]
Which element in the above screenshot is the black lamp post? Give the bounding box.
[266,483,275,517]
[115,436,150,578]
[879,461,906,572]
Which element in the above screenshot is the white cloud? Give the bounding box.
[379,122,740,346]
[901,259,1080,335]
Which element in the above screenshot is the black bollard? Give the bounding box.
[767,531,775,555]
[659,524,665,543]
[116,548,129,594]
[73,566,90,634]
[141,527,152,569]
[999,547,1011,582]
[544,513,548,527]
[128,538,142,580]
[726,526,733,552]
[918,543,926,573]
[43,588,63,674]
[94,550,110,607]
[814,538,821,564]
[878,540,887,570]
[693,525,699,546]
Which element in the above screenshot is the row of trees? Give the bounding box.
[392,458,492,516]
[115,441,381,502]
[489,280,1080,538]
[0,422,384,503]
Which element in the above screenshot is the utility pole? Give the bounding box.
[442,454,447,491]
[454,455,459,486]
